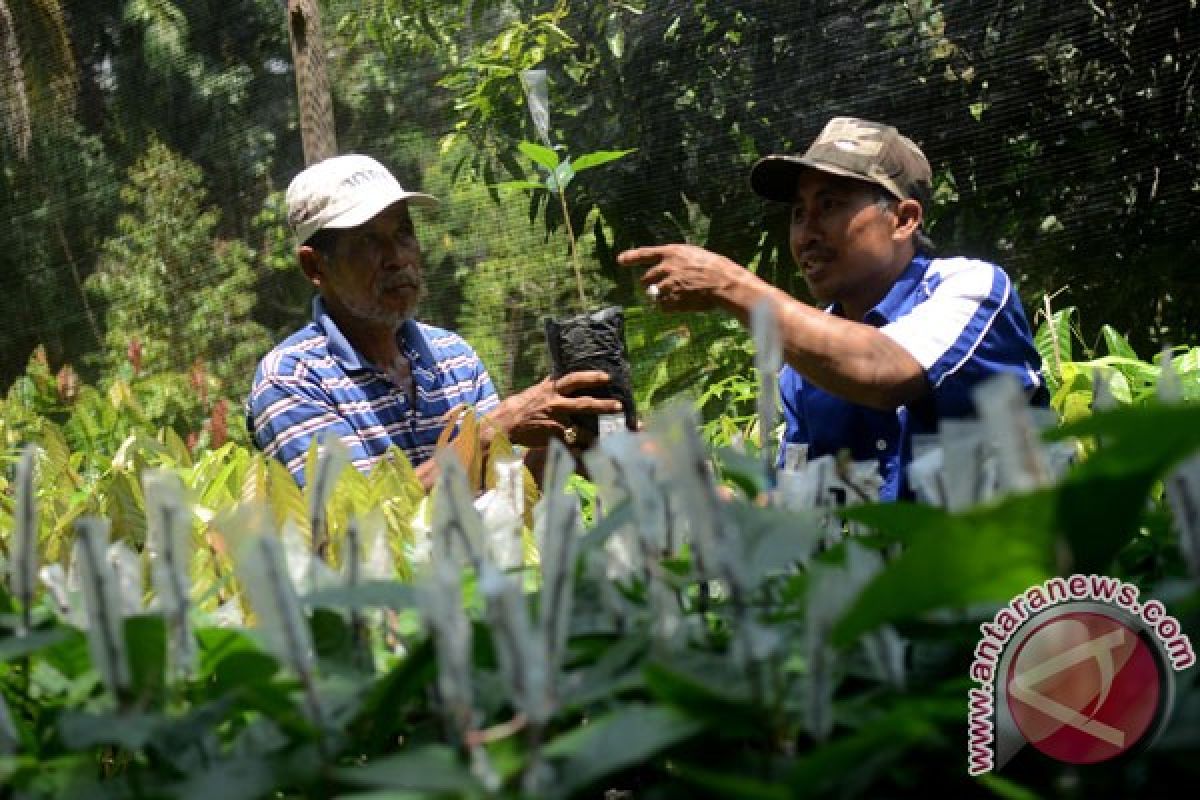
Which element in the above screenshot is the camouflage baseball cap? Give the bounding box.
[749,116,932,206]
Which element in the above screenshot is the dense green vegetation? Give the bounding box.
[0,305,1195,798]
[1,1,1199,797]
[2,1,1198,391]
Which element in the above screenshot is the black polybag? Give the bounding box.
[543,305,638,438]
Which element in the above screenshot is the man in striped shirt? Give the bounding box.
[619,117,1047,500]
[248,154,621,488]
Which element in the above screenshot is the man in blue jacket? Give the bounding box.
[619,116,1047,500]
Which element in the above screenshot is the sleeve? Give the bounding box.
[247,371,374,487]
[879,260,1045,417]
[775,365,812,468]
[459,338,500,415]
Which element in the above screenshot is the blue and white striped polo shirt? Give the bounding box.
[247,297,499,484]
[778,255,1047,501]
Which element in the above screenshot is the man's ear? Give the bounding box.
[893,198,924,241]
[298,245,324,287]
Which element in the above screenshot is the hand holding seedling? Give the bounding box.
[490,370,622,449]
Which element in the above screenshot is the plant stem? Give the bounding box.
[556,185,588,310]
[1042,293,1062,377]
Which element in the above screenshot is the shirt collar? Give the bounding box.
[861,254,932,326]
[311,296,430,372]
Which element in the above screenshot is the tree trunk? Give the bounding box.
[286,0,337,165]
[0,0,31,158]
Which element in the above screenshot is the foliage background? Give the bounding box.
[1,4,1200,797]
[1,0,1197,416]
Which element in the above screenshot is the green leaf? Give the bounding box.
[1034,305,1076,391]
[974,772,1045,800]
[833,495,1057,646]
[1051,362,1095,423]
[643,658,763,736]
[543,704,703,796]
[1101,325,1137,359]
[669,761,790,800]
[198,627,280,694]
[1050,403,1200,571]
[309,608,356,672]
[351,637,436,754]
[578,501,633,552]
[170,755,279,800]
[786,694,961,794]
[548,159,575,192]
[517,140,560,170]
[606,26,626,59]
[125,614,167,703]
[59,709,164,750]
[726,503,823,585]
[0,628,70,662]
[304,581,417,612]
[38,627,92,680]
[571,148,637,173]
[336,793,438,800]
[335,745,480,793]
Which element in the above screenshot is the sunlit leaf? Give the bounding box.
[571,148,637,173]
[517,140,560,170]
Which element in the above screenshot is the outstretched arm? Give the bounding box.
[617,244,927,409]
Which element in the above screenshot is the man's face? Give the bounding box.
[789,170,900,312]
[316,202,424,327]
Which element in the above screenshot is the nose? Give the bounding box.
[791,207,821,251]
[383,234,420,270]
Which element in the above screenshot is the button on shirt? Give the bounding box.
[247,298,499,485]
[778,255,1048,501]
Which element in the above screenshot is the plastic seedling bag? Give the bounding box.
[752,299,782,491]
[536,441,581,681]
[519,68,552,147]
[0,693,17,755]
[433,452,485,573]
[544,305,639,437]
[232,505,326,728]
[1166,455,1200,578]
[972,373,1050,493]
[479,566,551,726]
[940,419,997,510]
[107,541,143,618]
[308,433,352,590]
[1158,344,1183,404]
[73,517,131,698]
[479,456,525,570]
[144,469,197,677]
[10,444,38,635]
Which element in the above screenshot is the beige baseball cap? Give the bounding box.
[749,116,932,206]
[285,154,438,245]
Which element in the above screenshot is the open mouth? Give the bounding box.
[800,250,835,278]
[801,259,829,277]
[382,274,420,291]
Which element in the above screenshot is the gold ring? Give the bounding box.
[563,425,578,445]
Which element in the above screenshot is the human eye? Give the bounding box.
[791,204,805,223]
[820,194,844,213]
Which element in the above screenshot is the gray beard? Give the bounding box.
[340,284,424,328]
